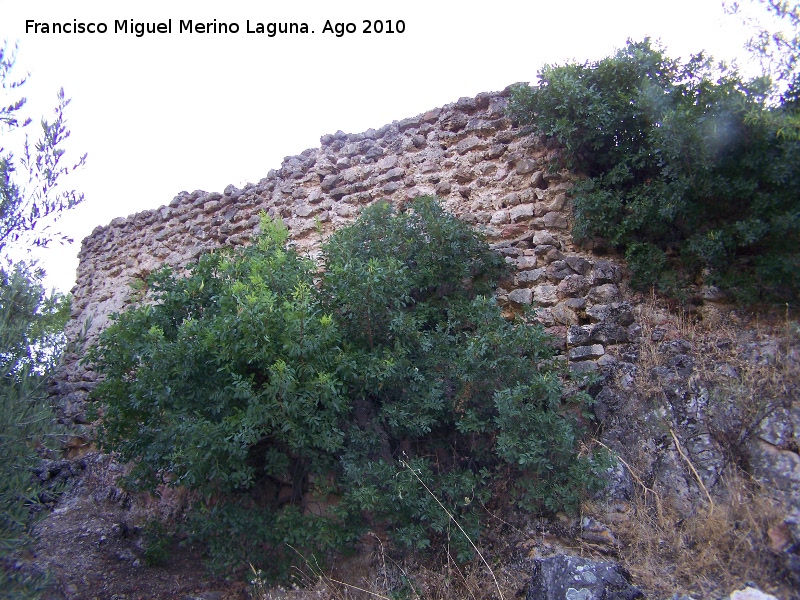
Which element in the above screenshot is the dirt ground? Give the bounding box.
[29,454,245,600]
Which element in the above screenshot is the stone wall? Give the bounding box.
[53,86,632,425]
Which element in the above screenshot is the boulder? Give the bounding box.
[527,555,643,600]
[729,588,779,600]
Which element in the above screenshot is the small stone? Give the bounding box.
[453,168,474,184]
[508,288,533,305]
[534,285,559,306]
[543,247,564,263]
[627,323,643,340]
[548,192,567,211]
[767,520,793,552]
[382,181,401,194]
[382,167,405,181]
[533,230,556,246]
[551,302,579,326]
[558,274,591,297]
[516,159,537,175]
[502,224,528,237]
[295,205,318,218]
[729,588,780,600]
[586,302,634,325]
[456,136,483,154]
[435,180,452,195]
[564,255,592,275]
[527,555,643,600]
[535,307,555,326]
[593,260,622,284]
[581,517,617,546]
[542,211,568,229]
[568,325,592,346]
[490,211,510,225]
[421,107,441,122]
[569,361,599,375]
[487,144,508,159]
[547,260,573,280]
[597,354,618,368]
[590,323,628,345]
[377,155,398,171]
[565,297,586,311]
[517,268,546,284]
[510,203,534,222]
[495,245,520,257]
[589,284,620,303]
[569,344,605,361]
[320,174,339,192]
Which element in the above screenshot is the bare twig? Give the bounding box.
[670,428,715,516]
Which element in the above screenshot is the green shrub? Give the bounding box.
[1,265,69,597]
[509,39,800,302]
[90,197,606,580]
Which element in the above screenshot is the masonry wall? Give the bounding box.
[52,87,633,425]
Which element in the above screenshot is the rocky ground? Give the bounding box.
[26,454,243,600]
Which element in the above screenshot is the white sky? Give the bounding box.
[0,0,775,294]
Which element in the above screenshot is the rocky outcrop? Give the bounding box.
[526,555,643,600]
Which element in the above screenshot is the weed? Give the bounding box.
[247,466,520,600]
[141,521,172,567]
[600,297,799,597]
[611,474,786,598]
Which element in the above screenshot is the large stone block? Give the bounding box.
[527,555,643,600]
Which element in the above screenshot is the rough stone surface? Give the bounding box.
[526,555,644,600]
[509,287,534,305]
[534,285,560,306]
[729,588,780,600]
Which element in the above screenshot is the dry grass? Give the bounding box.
[604,295,800,598]
[629,292,799,478]
[248,533,525,600]
[604,472,788,599]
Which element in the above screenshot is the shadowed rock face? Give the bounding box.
[527,555,643,600]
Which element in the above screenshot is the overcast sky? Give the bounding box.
[0,0,775,293]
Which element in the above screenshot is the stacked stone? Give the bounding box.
[53,87,630,424]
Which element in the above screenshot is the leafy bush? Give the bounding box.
[509,39,800,302]
[1,265,69,597]
[90,197,606,580]
[0,43,84,598]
